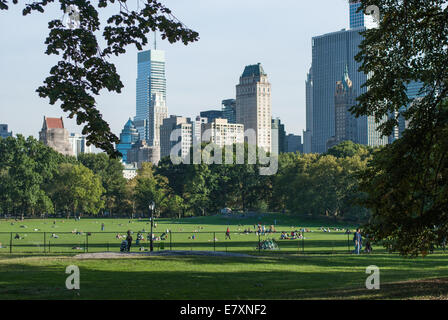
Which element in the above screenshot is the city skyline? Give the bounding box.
[0,0,351,146]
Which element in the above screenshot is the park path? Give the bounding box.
[74,250,254,259]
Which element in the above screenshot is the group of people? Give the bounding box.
[319,227,345,233]
[280,231,304,240]
[254,224,277,235]
[118,229,170,252]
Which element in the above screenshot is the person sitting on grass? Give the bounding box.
[14,233,20,240]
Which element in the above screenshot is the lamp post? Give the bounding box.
[149,201,155,252]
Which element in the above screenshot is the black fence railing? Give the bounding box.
[0,231,445,255]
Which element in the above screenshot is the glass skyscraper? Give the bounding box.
[116,118,140,163]
[135,49,166,141]
[349,0,364,29]
[397,81,425,138]
[309,2,387,153]
[222,99,237,124]
[311,28,373,153]
[200,110,224,123]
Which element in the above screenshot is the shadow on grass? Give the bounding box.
[1,255,448,300]
[298,278,448,300]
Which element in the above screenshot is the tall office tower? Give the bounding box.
[222,99,237,124]
[69,133,92,157]
[200,110,224,123]
[160,115,192,159]
[349,0,364,28]
[349,0,378,29]
[286,134,303,153]
[192,116,208,144]
[311,28,365,153]
[116,118,140,163]
[303,68,313,153]
[236,63,272,153]
[310,5,387,153]
[135,49,166,141]
[0,124,12,138]
[202,118,245,148]
[39,117,74,156]
[397,81,425,138]
[148,92,168,146]
[327,67,359,150]
[271,118,286,154]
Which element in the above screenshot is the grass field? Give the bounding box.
[1,254,448,299]
[1,214,447,300]
[0,214,383,254]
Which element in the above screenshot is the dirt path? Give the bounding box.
[74,250,254,259]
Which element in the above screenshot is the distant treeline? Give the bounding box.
[0,135,376,222]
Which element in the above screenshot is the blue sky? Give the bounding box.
[0,0,349,145]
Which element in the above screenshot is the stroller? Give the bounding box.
[120,240,128,252]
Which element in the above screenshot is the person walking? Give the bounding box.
[101,223,105,231]
[225,227,231,240]
[353,228,362,254]
[126,230,133,252]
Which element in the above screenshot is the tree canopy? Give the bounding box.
[354,0,448,256]
[0,0,199,156]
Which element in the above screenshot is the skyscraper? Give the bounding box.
[135,49,166,141]
[309,3,386,153]
[311,28,366,153]
[349,0,364,29]
[271,118,286,154]
[116,118,140,163]
[286,134,303,153]
[222,99,237,124]
[148,92,168,147]
[200,110,224,123]
[303,68,313,154]
[327,67,358,150]
[396,81,425,139]
[236,63,272,153]
[349,0,378,29]
[0,124,12,138]
[69,133,92,157]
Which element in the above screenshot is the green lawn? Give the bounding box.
[1,253,448,299]
[1,215,447,300]
[0,215,384,254]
